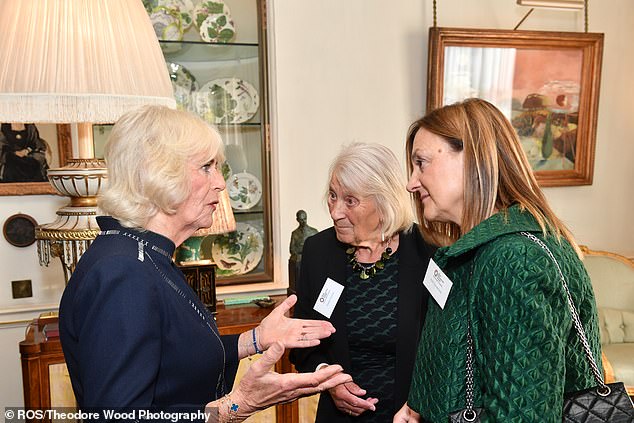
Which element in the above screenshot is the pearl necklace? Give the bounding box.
[346,245,394,280]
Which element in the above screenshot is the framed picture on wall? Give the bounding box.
[0,124,71,195]
[427,27,604,187]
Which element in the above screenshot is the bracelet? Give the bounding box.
[252,327,263,354]
[220,395,240,423]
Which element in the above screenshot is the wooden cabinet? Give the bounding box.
[20,296,297,422]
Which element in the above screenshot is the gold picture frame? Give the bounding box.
[427,27,604,187]
[0,124,71,195]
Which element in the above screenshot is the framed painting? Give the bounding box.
[0,123,71,195]
[427,27,604,186]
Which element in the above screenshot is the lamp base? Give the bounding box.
[35,156,107,282]
[35,205,100,283]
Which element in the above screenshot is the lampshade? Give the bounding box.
[0,0,175,123]
[0,0,176,281]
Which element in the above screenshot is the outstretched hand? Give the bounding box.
[231,341,352,418]
[257,294,336,350]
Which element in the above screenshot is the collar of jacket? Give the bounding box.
[434,204,543,267]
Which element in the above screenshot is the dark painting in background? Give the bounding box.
[0,124,70,195]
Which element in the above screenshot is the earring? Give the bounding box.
[381,231,385,243]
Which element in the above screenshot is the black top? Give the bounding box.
[0,123,48,182]
[59,217,239,413]
[290,224,434,422]
[346,255,399,422]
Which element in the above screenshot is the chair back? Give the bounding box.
[581,246,634,311]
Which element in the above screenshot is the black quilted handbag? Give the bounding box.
[563,382,633,422]
[449,233,634,422]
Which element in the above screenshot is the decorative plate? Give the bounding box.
[166,61,198,111]
[221,161,232,181]
[195,78,259,124]
[3,213,37,248]
[228,172,262,210]
[211,222,263,276]
[163,0,195,29]
[194,1,235,43]
[149,6,183,41]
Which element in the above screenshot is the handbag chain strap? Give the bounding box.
[464,324,477,420]
[520,232,606,389]
[462,265,478,422]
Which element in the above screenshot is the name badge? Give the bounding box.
[423,258,453,309]
[313,277,344,318]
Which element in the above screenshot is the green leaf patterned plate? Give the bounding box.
[211,222,263,276]
[228,171,262,210]
[194,0,235,43]
[166,61,198,111]
[195,78,260,124]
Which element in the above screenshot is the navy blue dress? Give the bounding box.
[59,217,239,411]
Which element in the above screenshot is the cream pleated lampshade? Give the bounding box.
[0,0,175,123]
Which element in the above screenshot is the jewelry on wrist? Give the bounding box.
[220,394,240,423]
[252,327,263,354]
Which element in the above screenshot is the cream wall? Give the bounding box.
[271,0,634,292]
[0,0,632,410]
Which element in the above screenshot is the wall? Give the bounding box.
[271,0,634,293]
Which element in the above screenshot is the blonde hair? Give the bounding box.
[327,142,414,237]
[99,105,224,229]
[406,98,580,255]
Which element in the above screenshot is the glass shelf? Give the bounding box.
[160,41,259,62]
[232,207,264,215]
[216,122,261,127]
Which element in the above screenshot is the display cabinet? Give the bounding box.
[147,0,273,286]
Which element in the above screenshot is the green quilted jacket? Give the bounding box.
[408,205,601,422]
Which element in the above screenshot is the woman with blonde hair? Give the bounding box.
[395,98,602,422]
[59,105,351,421]
[291,142,434,422]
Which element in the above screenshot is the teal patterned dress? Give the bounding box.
[408,205,601,422]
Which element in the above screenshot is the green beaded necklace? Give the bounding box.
[346,245,394,280]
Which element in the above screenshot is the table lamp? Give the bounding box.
[0,0,175,281]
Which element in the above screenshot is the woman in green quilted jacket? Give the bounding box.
[395,98,602,422]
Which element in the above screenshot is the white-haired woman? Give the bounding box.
[290,143,434,422]
[59,105,351,421]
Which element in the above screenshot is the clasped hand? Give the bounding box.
[328,380,378,417]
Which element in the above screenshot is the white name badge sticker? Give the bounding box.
[313,277,344,318]
[423,258,453,309]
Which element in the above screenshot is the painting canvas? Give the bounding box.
[427,27,604,186]
[0,124,71,195]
